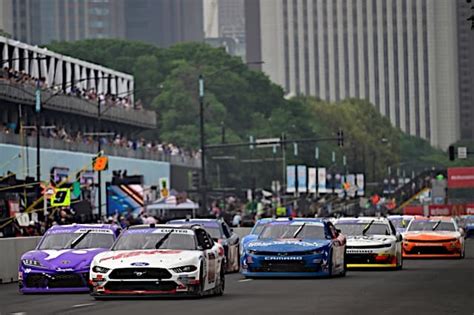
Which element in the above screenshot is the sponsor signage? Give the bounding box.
[466,204,474,215]
[403,205,424,215]
[447,167,474,188]
[308,167,317,193]
[318,168,328,193]
[297,165,307,193]
[356,174,365,196]
[286,166,296,193]
[405,204,474,216]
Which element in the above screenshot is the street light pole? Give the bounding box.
[198,75,207,214]
[97,97,103,220]
[35,80,41,184]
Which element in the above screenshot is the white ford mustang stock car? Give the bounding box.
[334,217,403,269]
[89,224,226,298]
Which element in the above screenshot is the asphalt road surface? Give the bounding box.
[1,240,473,315]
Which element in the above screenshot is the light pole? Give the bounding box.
[198,75,207,214]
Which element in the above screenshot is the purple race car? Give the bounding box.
[19,224,120,294]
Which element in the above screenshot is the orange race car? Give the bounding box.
[402,216,465,258]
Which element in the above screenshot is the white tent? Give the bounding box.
[146,196,199,219]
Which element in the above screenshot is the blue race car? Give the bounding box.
[461,215,474,238]
[241,218,346,278]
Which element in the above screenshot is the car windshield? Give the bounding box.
[259,224,326,239]
[464,217,474,224]
[38,232,114,250]
[112,230,197,250]
[335,222,391,236]
[251,224,266,235]
[407,220,456,232]
[172,222,222,239]
[389,218,411,230]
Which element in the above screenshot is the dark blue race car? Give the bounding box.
[241,218,346,278]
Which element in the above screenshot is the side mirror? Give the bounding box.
[396,233,403,242]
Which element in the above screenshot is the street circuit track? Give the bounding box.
[1,240,473,315]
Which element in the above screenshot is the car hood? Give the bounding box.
[246,239,331,252]
[21,248,106,271]
[404,231,461,241]
[346,235,396,247]
[94,249,202,269]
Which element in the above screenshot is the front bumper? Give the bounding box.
[345,246,398,269]
[402,240,462,258]
[19,268,90,293]
[89,267,201,297]
[240,253,331,277]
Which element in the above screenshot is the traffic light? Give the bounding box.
[337,129,344,147]
[448,145,455,161]
[191,171,200,189]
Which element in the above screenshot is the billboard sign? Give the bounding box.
[308,167,317,193]
[286,166,296,193]
[356,174,365,196]
[297,165,307,192]
[318,168,327,193]
[447,167,474,188]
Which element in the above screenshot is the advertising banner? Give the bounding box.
[308,167,317,193]
[317,168,328,193]
[286,165,296,193]
[447,167,474,188]
[334,174,343,194]
[297,165,307,193]
[356,174,365,196]
[466,204,474,215]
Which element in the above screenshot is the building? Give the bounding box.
[246,0,461,149]
[204,0,246,58]
[124,0,204,48]
[457,1,474,141]
[0,0,203,48]
[7,0,125,45]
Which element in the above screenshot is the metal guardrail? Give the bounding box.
[0,133,201,168]
[0,228,251,284]
[0,81,157,129]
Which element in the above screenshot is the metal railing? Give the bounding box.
[0,133,201,168]
[0,81,157,128]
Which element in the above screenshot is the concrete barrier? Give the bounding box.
[0,229,252,284]
[0,237,41,284]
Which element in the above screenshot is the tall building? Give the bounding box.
[1,0,203,48]
[204,0,246,58]
[457,1,474,141]
[9,0,125,45]
[124,0,204,48]
[246,0,461,149]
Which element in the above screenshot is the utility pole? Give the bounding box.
[35,80,41,184]
[97,96,102,219]
[199,75,207,214]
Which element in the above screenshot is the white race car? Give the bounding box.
[89,224,226,298]
[334,217,403,269]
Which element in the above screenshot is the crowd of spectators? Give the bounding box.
[0,122,200,161]
[0,66,143,110]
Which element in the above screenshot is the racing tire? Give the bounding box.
[194,262,206,297]
[460,245,465,259]
[215,263,225,296]
[339,252,347,277]
[396,256,403,270]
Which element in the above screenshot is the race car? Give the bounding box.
[19,224,120,293]
[403,216,465,258]
[89,224,225,298]
[459,215,474,238]
[240,217,326,253]
[168,218,239,273]
[335,217,403,269]
[387,215,414,234]
[241,218,346,277]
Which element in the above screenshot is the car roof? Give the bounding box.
[335,217,390,223]
[412,216,454,221]
[49,223,118,230]
[128,224,200,230]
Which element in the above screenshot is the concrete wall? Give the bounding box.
[0,228,252,284]
[0,237,41,284]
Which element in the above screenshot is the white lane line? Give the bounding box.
[238,279,253,282]
[72,303,95,308]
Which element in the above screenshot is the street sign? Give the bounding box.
[255,138,280,148]
[458,147,467,159]
[51,188,71,207]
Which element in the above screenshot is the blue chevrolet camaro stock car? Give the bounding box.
[241,218,347,278]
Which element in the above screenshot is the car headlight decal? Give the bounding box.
[22,259,43,268]
[92,266,110,274]
[171,265,198,273]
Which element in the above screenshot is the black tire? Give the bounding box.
[195,262,205,297]
[215,263,225,296]
[340,251,347,277]
[396,255,403,270]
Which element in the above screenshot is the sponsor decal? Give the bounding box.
[100,250,182,262]
[61,260,70,265]
[264,256,303,261]
[131,262,150,266]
